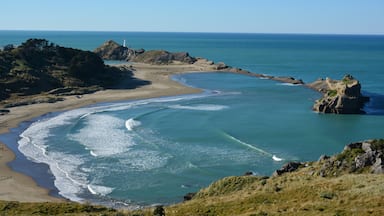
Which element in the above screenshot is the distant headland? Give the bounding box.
[94,39,370,114]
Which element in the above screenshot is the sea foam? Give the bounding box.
[169,104,228,111]
[125,118,141,131]
[17,107,99,200]
[69,114,135,157]
[16,94,205,202]
[87,184,114,196]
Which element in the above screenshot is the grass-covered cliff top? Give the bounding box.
[2,139,383,216]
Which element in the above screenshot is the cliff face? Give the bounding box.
[310,75,369,114]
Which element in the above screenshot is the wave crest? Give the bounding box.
[125,118,142,131]
[87,184,114,196]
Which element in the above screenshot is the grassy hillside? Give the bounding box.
[1,140,383,216]
[0,39,148,104]
[166,139,384,216]
[166,169,384,216]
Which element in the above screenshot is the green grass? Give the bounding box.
[371,139,384,151]
[327,89,338,97]
[166,172,384,216]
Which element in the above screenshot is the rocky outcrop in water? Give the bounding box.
[310,75,369,114]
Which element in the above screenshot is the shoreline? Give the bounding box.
[0,62,219,202]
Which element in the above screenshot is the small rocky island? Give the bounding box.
[309,75,369,114]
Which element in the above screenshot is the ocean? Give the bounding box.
[1,31,384,207]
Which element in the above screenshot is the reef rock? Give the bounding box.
[311,75,369,114]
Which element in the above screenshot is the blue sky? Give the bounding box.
[2,0,384,34]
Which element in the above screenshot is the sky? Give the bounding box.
[1,0,384,34]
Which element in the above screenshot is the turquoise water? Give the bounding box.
[1,31,384,207]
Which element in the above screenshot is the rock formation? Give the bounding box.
[93,40,144,61]
[94,40,196,64]
[94,41,369,115]
[317,139,384,176]
[310,75,369,114]
[132,50,197,64]
[272,161,303,177]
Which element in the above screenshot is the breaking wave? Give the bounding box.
[87,184,114,196]
[125,118,142,131]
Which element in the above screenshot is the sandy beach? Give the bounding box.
[0,62,219,202]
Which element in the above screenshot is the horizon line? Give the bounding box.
[1,29,384,36]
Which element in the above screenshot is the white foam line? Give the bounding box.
[87,185,97,195]
[222,131,283,161]
[53,161,84,187]
[277,83,302,86]
[169,104,228,111]
[272,155,283,161]
[90,150,98,157]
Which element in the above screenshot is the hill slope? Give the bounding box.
[1,139,383,215]
[165,139,384,216]
[0,39,148,105]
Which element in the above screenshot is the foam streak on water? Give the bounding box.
[169,104,229,111]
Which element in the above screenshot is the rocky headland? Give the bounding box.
[309,74,370,114]
[95,40,373,115]
[94,40,197,64]
[94,40,305,84]
[0,39,150,108]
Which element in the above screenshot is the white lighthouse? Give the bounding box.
[123,39,126,47]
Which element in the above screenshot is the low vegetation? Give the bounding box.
[1,140,383,215]
[0,39,149,104]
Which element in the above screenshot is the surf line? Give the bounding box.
[220,131,283,161]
